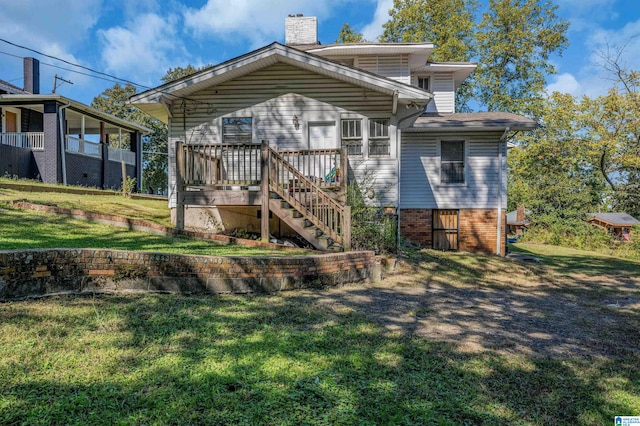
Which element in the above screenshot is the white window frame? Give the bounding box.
[438,139,467,186]
[368,118,390,157]
[341,118,363,157]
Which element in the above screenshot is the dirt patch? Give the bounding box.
[293,252,640,359]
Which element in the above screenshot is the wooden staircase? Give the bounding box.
[177,141,351,251]
[267,147,350,251]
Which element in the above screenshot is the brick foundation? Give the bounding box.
[400,208,506,255]
[0,249,380,300]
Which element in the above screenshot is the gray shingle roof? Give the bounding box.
[407,112,538,132]
[588,212,640,226]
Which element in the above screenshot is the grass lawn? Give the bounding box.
[510,242,640,277]
[0,180,172,227]
[0,206,305,257]
[1,247,639,424]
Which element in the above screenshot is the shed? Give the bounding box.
[588,212,640,241]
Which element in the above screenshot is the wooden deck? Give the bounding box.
[176,140,351,251]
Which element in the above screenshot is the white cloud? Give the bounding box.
[546,73,582,96]
[182,0,345,48]
[360,0,393,41]
[98,13,187,84]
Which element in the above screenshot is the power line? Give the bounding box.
[0,50,146,86]
[0,38,152,90]
[0,38,210,111]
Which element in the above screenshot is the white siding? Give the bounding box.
[425,73,455,113]
[167,63,398,208]
[356,55,410,84]
[400,131,507,209]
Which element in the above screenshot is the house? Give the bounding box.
[131,15,536,254]
[588,212,640,241]
[0,58,149,190]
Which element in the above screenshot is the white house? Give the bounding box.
[131,15,536,254]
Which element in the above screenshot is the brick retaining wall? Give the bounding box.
[0,249,379,300]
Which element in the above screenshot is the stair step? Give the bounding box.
[303,219,314,228]
[292,211,303,218]
[281,201,292,209]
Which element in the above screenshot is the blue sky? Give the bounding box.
[0,0,639,106]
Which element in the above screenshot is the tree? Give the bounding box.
[91,83,168,193]
[508,92,603,222]
[475,0,568,117]
[335,23,365,43]
[380,0,477,62]
[378,0,568,116]
[161,65,210,84]
[380,0,478,111]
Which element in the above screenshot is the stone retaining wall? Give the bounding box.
[0,249,379,300]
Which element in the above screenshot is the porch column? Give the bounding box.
[42,101,61,183]
[260,139,270,242]
[175,141,185,230]
[130,131,142,192]
[100,121,108,189]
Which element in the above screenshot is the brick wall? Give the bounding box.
[458,209,506,255]
[399,209,433,247]
[0,249,379,300]
[399,208,506,255]
[66,152,103,187]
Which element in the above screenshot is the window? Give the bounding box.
[418,77,430,91]
[222,117,252,144]
[369,119,390,156]
[440,140,465,184]
[341,119,362,156]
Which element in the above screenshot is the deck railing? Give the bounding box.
[278,149,344,189]
[0,132,44,150]
[65,136,102,159]
[180,143,263,186]
[108,146,136,165]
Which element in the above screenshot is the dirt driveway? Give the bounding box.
[294,251,640,359]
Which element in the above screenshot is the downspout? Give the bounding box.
[58,101,71,185]
[497,126,510,255]
[396,101,430,246]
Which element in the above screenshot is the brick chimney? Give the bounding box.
[23,57,40,94]
[516,205,525,223]
[285,15,319,45]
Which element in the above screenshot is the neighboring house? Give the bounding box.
[0,58,149,190]
[131,15,536,254]
[506,205,531,236]
[588,212,640,241]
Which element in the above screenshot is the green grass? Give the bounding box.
[510,242,640,277]
[0,206,304,257]
[1,247,639,424]
[1,291,638,425]
[0,183,172,227]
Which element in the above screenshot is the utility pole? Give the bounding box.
[52,74,73,93]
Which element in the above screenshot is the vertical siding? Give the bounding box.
[400,131,506,209]
[425,73,455,113]
[167,62,398,208]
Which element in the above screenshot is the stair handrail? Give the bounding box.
[268,146,350,247]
